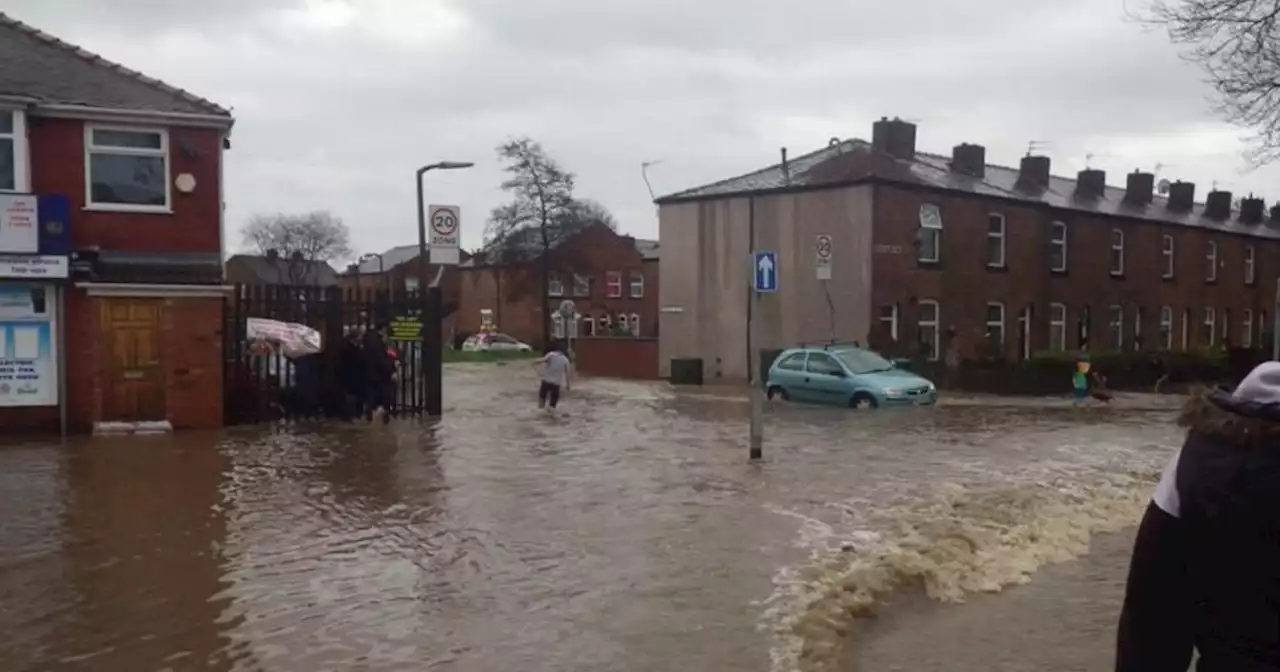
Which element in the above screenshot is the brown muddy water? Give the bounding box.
[0,364,1183,672]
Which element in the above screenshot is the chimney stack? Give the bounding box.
[871,116,917,161]
[1124,170,1155,205]
[1271,203,1280,222]
[1166,181,1195,212]
[1239,195,1265,224]
[1016,155,1051,191]
[265,248,279,262]
[950,143,985,178]
[1075,168,1106,199]
[1204,190,1232,220]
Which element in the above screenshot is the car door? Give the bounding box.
[803,352,851,405]
[769,351,809,399]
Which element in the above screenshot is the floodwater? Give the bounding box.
[0,364,1184,672]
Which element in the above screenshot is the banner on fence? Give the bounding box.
[246,317,322,358]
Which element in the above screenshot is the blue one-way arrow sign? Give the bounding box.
[753,250,778,293]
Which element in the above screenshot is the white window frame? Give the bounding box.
[1108,304,1124,351]
[1049,302,1067,352]
[1243,309,1254,348]
[1018,304,1032,360]
[629,313,641,336]
[605,271,623,298]
[1161,234,1175,279]
[616,313,628,334]
[629,271,644,298]
[986,213,1006,268]
[84,124,171,212]
[1110,228,1125,276]
[0,108,30,193]
[1206,241,1218,282]
[1204,307,1216,346]
[918,203,942,263]
[1181,308,1190,350]
[985,301,1005,348]
[599,313,612,333]
[548,274,564,297]
[880,304,899,341]
[552,314,566,339]
[1159,306,1173,350]
[1049,221,1067,272]
[583,316,596,337]
[918,299,940,361]
[1245,245,1256,285]
[572,273,590,297]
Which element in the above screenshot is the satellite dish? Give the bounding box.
[1157,179,1172,195]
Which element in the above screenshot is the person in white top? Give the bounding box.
[534,340,572,410]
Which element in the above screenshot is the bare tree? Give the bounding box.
[1142,0,1280,163]
[240,211,353,262]
[482,138,616,345]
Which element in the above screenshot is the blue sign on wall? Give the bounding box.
[36,194,71,255]
[753,251,778,293]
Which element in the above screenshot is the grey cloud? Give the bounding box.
[5,0,1280,257]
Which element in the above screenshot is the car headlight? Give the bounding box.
[882,388,903,398]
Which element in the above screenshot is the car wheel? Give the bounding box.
[766,385,789,401]
[849,392,879,409]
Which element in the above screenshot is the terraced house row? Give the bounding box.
[656,117,1280,381]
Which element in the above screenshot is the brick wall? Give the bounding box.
[870,183,1280,359]
[29,118,223,253]
[574,337,660,379]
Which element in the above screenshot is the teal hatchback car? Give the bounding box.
[765,345,937,409]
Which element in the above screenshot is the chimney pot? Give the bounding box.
[265,248,279,261]
[1271,203,1280,223]
[1166,180,1195,212]
[1124,170,1155,205]
[1204,189,1232,220]
[1076,168,1106,199]
[871,117,917,161]
[1239,195,1265,224]
[950,143,985,178]
[1017,155,1050,191]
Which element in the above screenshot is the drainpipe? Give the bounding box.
[218,131,227,272]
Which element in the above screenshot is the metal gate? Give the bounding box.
[222,284,440,425]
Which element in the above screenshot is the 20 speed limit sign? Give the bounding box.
[428,204,461,265]
[815,234,833,280]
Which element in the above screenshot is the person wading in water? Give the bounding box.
[1116,361,1280,671]
[533,340,572,412]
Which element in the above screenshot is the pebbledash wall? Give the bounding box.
[0,113,230,433]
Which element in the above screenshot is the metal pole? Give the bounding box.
[57,285,67,441]
[416,166,432,415]
[747,196,762,461]
[1273,276,1279,361]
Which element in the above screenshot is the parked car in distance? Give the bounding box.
[765,344,937,408]
[461,332,534,353]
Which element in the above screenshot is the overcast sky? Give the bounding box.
[8,0,1277,259]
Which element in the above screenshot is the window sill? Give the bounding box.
[84,204,173,215]
[1161,275,1175,283]
[1109,272,1126,280]
[1049,268,1068,276]
[916,260,942,269]
[1205,279,1218,286]
[986,264,1008,273]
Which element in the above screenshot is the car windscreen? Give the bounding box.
[831,348,895,375]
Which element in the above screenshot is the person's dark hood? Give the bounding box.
[1178,361,1280,444]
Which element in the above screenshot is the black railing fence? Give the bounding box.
[223,284,445,425]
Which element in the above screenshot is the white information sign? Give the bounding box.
[0,194,38,254]
[0,255,68,279]
[428,204,461,265]
[0,283,58,407]
[815,233,833,280]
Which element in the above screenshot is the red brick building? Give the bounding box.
[456,223,659,348]
[0,13,233,432]
[336,245,467,341]
[657,116,1280,380]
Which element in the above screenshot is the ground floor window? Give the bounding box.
[1243,310,1254,348]
[1222,308,1231,345]
[1108,305,1124,352]
[629,313,641,336]
[583,317,596,337]
[985,302,1005,352]
[879,304,898,341]
[1181,308,1190,350]
[1203,307,1216,346]
[1048,303,1066,352]
[1159,306,1173,350]
[918,299,939,361]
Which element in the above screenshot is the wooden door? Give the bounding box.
[102,299,165,422]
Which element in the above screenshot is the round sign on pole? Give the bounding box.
[431,208,459,236]
[816,234,833,260]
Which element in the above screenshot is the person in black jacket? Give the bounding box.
[1116,361,1280,671]
[361,322,395,424]
[337,328,365,420]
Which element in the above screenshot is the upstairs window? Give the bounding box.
[986,213,1006,268]
[1110,228,1125,276]
[548,274,564,297]
[629,271,644,298]
[1161,235,1175,279]
[0,110,23,192]
[1206,241,1218,282]
[573,274,590,297]
[85,125,169,210]
[918,203,942,263]
[1245,244,1256,285]
[606,271,623,298]
[1049,221,1067,272]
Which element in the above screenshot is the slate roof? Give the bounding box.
[225,254,339,286]
[0,12,231,117]
[656,139,1280,240]
[460,228,659,267]
[634,238,660,260]
[353,244,419,274]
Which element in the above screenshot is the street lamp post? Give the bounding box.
[416,161,475,417]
